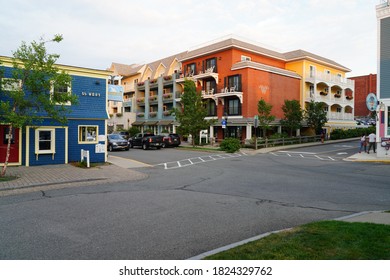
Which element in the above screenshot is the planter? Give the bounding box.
[149,112,157,117]
[137,113,144,117]
[320,92,328,96]
[163,111,171,116]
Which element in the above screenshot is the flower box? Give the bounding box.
[137,82,144,86]
[346,96,353,100]
[163,75,172,81]
[320,91,328,96]
[150,79,157,84]
[149,96,157,101]
[136,97,145,103]
[149,112,157,117]
[163,93,172,99]
[334,94,341,98]
[163,111,171,116]
[137,113,144,117]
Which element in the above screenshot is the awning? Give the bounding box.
[158,120,173,125]
[131,121,144,126]
[144,121,158,125]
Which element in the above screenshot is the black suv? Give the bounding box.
[107,134,130,151]
[160,133,181,147]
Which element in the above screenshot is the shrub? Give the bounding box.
[330,127,375,140]
[220,138,241,153]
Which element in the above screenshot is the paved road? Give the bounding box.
[1,141,389,259]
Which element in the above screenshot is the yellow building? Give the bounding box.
[285,50,355,135]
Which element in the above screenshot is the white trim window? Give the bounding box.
[78,125,98,143]
[241,55,251,62]
[51,82,72,106]
[35,128,55,154]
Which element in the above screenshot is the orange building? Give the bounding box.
[177,38,301,141]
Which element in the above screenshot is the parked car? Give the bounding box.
[112,131,130,140]
[128,133,163,150]
[160,133,181,148]
[107,134,130,151]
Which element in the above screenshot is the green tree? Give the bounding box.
[305,101,328,134]
[257,98,275,138]
[0,35,77,177]
[173,80,212,147]
[280,99,303,137]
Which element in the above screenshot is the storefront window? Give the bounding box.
[79,126,98,143]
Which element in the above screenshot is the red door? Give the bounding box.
[0,126,20,164]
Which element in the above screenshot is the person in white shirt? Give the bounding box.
[359,134,367,153]
[367,132,376,154]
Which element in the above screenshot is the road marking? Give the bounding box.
[278,151,316,154]
[156,153,245,170]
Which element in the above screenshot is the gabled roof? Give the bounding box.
[146,51,188,78]
[283,49,351,72]
[109,62,144,76]
[182,38,285,61]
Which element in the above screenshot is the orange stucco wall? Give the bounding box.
[182,47,300,120]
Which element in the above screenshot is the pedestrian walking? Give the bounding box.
[367,132,376,154]
[359,134,367,153]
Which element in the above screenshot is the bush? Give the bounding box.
[330,127,375,140]
[220,138,241,153]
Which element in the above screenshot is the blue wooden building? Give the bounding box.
[0,56,111,166]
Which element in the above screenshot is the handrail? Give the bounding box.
[255,135,322,149]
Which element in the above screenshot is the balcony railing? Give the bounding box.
[305,92,354,105]
[306,72,354,88]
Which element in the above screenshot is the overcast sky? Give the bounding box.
[0,0,381,77]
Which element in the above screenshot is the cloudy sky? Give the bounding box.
[0,0,381,77]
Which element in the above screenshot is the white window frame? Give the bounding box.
[35,128,56,154]
[50,82,72,106]
[241,55,251,62]
[78,125,98,144]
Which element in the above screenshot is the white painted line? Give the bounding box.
[278,151,317,154]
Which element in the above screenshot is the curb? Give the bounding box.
[187,210,388,260]
[0,177,108,192]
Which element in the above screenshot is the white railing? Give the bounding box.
[306,72,354,88]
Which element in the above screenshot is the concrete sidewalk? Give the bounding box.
[0,158,148,196]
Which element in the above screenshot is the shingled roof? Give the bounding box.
[284,49,351,72]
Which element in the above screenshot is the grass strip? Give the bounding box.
[205,221,390,260]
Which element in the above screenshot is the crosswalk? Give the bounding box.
[270,151,337,161]
[155,152,247,170]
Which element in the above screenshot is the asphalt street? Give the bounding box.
[1,141,389,259]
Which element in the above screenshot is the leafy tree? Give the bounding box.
[305,100,328,134]
[0,35,77,176]
[280,99,303,137]
[257,98,275,138]
[173,80,212,147]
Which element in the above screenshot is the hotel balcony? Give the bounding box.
[201,86,243,104]
[176,66,219,85]
[305,91,354,106]
[306,71,354,89]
